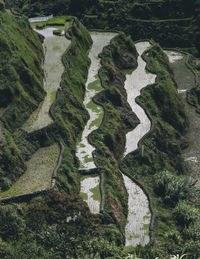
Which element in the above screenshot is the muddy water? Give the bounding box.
[123,42,156,246]
[23,28,70,132]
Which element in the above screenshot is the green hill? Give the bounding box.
[0,9,45,130]
[0,7,45,191]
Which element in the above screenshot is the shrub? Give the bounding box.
[184,220,200,241]
[174,201,199,227]
[153,170,192,206]
[53,29,62,36]
[0,0,5,11]
[35,24,46,30]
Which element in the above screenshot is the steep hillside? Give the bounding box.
[0,7,45,191]
[0,10,45,131]
[1,1,200,258]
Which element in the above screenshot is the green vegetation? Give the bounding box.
[89,109,103,129]
[120,44,200,256]
[153,170,194,206]
[0,28,141,257]
[5,0,200,55]
[53,17,92,193]
[0,0,5,10]
[0,16,125,258]
[1,1,200,256]
[35,23,45,29]
[88,78,102,91]
[0,190,139,258]
[91,184,101,202]
[187,56,200,112]
[80,191,88,200]
[0,205,24,240]
[0,7,45,189]
[0,11,45,130]
[53,29,62,36]
[47,15,71,25]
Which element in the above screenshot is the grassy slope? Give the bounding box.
[2,17,92,196]
[0,9,45,191]
[0,10,45,131]
[0,143,60,198]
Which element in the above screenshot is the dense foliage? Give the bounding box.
[153,170,194,206]
[0,191,128,258]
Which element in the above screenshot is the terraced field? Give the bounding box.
[0,143,59,199]
[0,26,70,199]
[76,38,155,245]
[122,41,156,246]
[23,27,70,132]
[76,32,116,214]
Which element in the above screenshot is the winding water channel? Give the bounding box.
[76,37,156,246]
[123,42,156,246]
[76,32,117,170]
[77,32,116,214]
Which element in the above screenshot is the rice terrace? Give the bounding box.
[0,0,200,258]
